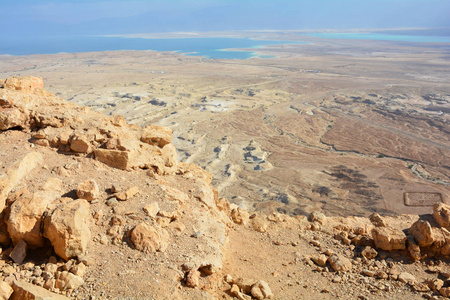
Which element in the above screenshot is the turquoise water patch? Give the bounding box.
[0,36,302,59]
[304,32,450,43]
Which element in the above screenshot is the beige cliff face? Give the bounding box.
[0,76,450,299]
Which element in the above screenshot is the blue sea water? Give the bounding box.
[0,35,300,59]
[305,32,450,43]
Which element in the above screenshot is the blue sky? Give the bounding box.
[1,0,450,36]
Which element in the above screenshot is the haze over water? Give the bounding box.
[0,36,300,59]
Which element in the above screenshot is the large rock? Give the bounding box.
[11,280,70,300]
[130,222,169,253]
[94,149,130,170]
[141,125,172,147]
[434,203,450,229]
[372,227,407,251]
[0,152,43,214]
[0,108,29,131]
[408,220,434,247]
[3,76,44,92]
[44,199,91,261]
[7,178,62,248]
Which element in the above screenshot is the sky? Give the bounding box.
[1,0,450,36]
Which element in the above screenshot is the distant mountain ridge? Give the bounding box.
[2,1,450,38]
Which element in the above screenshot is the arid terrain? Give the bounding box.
[1,30,449,219]
[1,76,450,300]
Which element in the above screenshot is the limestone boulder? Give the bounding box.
[141,125,172,147]
[7,178,62,248]
[130,222,169,253]
[94,149,130,170]
[0,108,29,131]
[408,220,434,247]
[434,203,450,229]
[0,152,43,214]
[3,76,44,92]
[371,226,407,251]
[44,199,91,261]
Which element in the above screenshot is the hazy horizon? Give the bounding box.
[2,0,450,37]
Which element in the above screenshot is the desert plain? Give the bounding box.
[1,30,449,218]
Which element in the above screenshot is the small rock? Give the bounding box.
[48,256,58,264]
[130,222,169,253]
[33,268,43,277]
[398,272,416,285]
[361,246,378,260]
[77,179,99,201]
[312,254,328,267]
[369,213,387,227]
[0,281,13,300]
[328,254,352,272]
[58,271,84,290]
[309,211,326,225]
[375,271,388,280]
[413,282,430,292]
[231,208,249,225]
[251,280,274,299]
[12,280,70,299]
[10,239,28,264]
[106,198,118,206]
[143,202,159,218]
[70,134,91,153]
[310,240,321,247]
[251,216,269,233]
[440,287,450,297]
[116,186,140,201]
[427,279,444,291]
[362,269,375,277]
[44,264,58,275]
[185,269,200,288]
[99,235,108,245]
[324,249,334,256]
